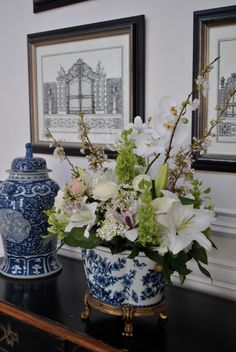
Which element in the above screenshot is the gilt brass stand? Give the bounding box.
[81,290,167,337]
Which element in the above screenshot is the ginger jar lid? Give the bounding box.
[8,143,51,174]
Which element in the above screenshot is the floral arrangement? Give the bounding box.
[45,57,235,284]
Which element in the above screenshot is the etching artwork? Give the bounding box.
[41,49,124,140]
[217,38,236,143]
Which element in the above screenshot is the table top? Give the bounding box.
[0,255,235,352]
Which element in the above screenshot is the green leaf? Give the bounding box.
[178,273,186,284]
[203,187,211,194]
[144,249,164,266]
[162,251,191,285]
[197,261,212,282]
[202,227,212,237]
[64,227,102,248]
[190,243,208,264]
[210,238,218,250]
[128,246,140,259]
[107,237,132,254]
[179,196,195,205]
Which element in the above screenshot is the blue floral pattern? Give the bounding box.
[0,145,61,278]
[82,247,166,307]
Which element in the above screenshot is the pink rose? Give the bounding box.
[71,178,87,195]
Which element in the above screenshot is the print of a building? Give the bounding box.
[218,73,236,138]
[218,73,236,118]
[43,58,123,116]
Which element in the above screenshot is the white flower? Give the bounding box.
[195,75,204,85]
[161,190,180,200]
[195,75,209,97]
[124,228,138,242]
[189,98,200,111]
[157,203,214,255]
[154,96,188,147]
[92,181,119,202]
[159,96,178,116]
[53,146,66,162]
[54,190,64,210]
[128,115,150,134]
[134,132,165,157]
[65,202,98,237]
[152,195,180,214]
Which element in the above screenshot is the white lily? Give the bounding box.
[65,202,98,237]
[157,203,214,255]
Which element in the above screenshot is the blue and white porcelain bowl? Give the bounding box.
[82,246,166,307]
[0,143,62,279]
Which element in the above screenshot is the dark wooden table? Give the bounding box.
[0,255,235,352]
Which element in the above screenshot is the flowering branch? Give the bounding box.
[164,56,220,164]
[77,112,108,172]
[45,128,78,176]
[192,88,236,154]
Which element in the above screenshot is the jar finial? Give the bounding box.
[25,143,33,159]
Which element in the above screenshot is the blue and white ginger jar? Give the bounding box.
[0,143,62,278]
[82,246,166,307]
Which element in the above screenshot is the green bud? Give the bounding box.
[155,163,169,197]
[182,117,188,124]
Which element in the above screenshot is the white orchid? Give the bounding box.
[128,115,150,136]
[153,96,189,148]
[134,131,165,157]
[157,203,214,255]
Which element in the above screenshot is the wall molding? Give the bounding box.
[212,207,236,238]
[172,273,236,301]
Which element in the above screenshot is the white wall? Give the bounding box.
[0,0,236,300]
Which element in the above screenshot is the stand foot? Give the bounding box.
[122,305,134,337]
[81,290,167,337]
[81,291,91,319]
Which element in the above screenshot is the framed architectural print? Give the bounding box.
[192,6,236,172]
[33,0,88,13]
[27,15,145,156]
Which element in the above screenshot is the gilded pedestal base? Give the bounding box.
[81,290,167,337]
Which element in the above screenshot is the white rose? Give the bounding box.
[92,181,119,202]
[132,174,152,192]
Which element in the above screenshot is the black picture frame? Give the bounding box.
[27,15,145,157]
[33,0,88,13]
[192,6,236,172]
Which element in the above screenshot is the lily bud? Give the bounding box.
[155,163,169,197]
